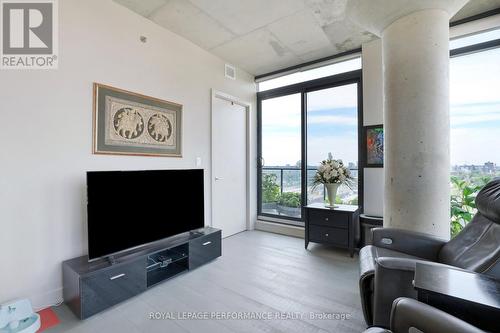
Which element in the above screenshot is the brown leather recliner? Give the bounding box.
[363,298,485,333]
[359,178,500,327]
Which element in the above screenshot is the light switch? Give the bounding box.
[195,157,202,167]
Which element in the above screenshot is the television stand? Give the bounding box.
[146,243,189,287]
[62,227,221,319]
[107,255,117,265]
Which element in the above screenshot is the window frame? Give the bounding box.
[257,69,364,225]
[256,19,500,225]
[451,33,500,57]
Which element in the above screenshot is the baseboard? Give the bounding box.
[255,220,305,238]
[31,287,63,311]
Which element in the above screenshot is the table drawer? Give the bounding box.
[309,225,348,246]
[81,258,146,319]
[308,209,349,228]
[189,231,221,270]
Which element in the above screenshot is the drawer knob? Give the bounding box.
[325,218,329,221]
[325,233,329,237]
[202,241,212,246]
[110,273,126,281]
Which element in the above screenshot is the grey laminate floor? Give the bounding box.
[48,231,366,333]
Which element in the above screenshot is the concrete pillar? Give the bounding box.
[347,0,469,239]
[383,10,451,238]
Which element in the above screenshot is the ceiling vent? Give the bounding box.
[225,64,236,80]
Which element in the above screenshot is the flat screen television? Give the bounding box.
[86,169,205,261]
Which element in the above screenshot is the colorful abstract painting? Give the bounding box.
[366,125,384,167]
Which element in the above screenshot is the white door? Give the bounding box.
[212,95,247,238]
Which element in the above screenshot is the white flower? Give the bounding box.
[314,156,351,185]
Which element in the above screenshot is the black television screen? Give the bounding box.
[86,169,204,261]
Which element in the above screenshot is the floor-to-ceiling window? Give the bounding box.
[261,94,303,219]
[257,57,362,225]
[449,27,500,236]
[307,84,359,206]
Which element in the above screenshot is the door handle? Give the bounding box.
[202,241,212,246]
[215,177,224,181]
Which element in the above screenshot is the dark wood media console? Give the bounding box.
[62,227,221,319]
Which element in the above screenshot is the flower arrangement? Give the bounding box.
[313,154,354,207]
[313,155,354,188]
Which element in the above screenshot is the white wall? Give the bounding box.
[362,39,384,217]
[0,0,256,309]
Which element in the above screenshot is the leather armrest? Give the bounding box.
[372,228,447,260]
[376,257,425,271]
[373,258,463,328]
[391,298,485,333]
[377,259,469,273]
[373,257,423,327]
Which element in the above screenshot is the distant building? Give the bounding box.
[484,162,496,173]
[451,162,498,175]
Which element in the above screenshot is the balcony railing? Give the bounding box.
[261,166,359,219]
[262,166,302,196]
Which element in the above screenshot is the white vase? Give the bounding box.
[325,183,340,208]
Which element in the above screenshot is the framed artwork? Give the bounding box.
[93,83,182,157]
[365,125,384,167]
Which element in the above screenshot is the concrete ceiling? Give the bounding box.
[114,0,500,76]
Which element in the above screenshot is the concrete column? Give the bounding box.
[347,0,469,239]
[383,10,451,238]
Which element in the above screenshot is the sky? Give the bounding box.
[306,85,358,166]
[262,84,358,167]
[450,47,500,165]
[261,31,500,168]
